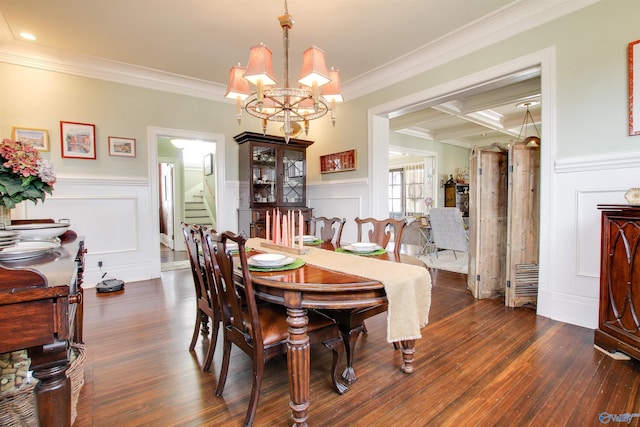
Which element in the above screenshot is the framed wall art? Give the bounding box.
[320,149,356,173]
[60,121,96,159]
[12,127,49,151]
[203,153,213,175]
[629,39,640,136]
[108,136,136,157]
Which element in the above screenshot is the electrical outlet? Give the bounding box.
[98,260,103,267]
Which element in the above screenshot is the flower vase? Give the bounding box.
[0,206,11,228]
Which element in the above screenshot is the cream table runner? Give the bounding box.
[247,238,432,343]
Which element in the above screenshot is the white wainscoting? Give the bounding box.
[307,178,369,243]
[18,176,155,288]
[538,151,640,329]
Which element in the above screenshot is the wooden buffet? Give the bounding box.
[595,205,640,361]
[0,231,85,426]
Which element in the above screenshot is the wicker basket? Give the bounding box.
[0,344,86,426]
[0,379,38,427]
[68,344,86,424]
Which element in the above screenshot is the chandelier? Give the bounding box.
[225,0,343,142]
[516,101,541,146]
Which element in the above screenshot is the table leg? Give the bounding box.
[287,307,310,427]
[399,339,416,374]
[341,326,364,384]
[29,343,72,426]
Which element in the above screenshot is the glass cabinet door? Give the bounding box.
[281,148,305,205]
[252,144,277,205]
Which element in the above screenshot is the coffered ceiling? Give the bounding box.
[0,0,590,148]
[390,72,542,149]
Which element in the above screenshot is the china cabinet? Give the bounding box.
[235,132,313,238]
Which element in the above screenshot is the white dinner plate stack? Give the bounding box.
[0,230,20,250]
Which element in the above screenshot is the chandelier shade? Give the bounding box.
[321,68,343,103]
[298,46,330,88]
[225,0,343,142]
[243,44,277,86]
[225,64,251,100]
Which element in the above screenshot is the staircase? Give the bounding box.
[184,194,214,229]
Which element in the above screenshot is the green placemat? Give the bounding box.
[335,248,387,256]
[230,247,252,254]
[247,258,306,272]
[304,239,324,245]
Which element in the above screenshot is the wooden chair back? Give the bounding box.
[354,217,407,255]
[311,216,346,244]
[181,223,219,371]
[204,230,263,356]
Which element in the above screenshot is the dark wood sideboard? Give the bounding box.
[0,231,86,426]
[595,205,640,360]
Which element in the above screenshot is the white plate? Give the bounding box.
[226,242,239,251]
[294,235,317,243]
[248,254,294,268]
[6,223,70,240]
[0,241,61,260]
[0,239,19,248]
[0,230,19,239]
[343,242,382,253]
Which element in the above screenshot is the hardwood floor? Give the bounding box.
[74,268,640,427]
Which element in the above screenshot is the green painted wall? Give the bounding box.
[2,0,638,183]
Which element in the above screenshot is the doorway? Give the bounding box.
[370,49,554,310]
[148,127,226,276]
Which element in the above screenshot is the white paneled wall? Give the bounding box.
[538,151,640,329]
[307,178,369,244]
[17,177,155,288]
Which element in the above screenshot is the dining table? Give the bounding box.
[235,237,432,427]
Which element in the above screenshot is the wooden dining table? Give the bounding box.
[234,238,431,427]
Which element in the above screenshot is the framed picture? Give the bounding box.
[320,149,356,173]
[60,121,96,159]
[11,127,49,151]
[630,39,640,136]
[108,136,136,157]
[203,153,213,175]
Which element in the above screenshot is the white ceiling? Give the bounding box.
[0,0,590,148]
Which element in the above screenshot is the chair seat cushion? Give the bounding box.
[255,304,337,346]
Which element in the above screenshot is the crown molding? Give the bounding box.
[0,39,228,101]
[0,0,600,102]
[555,151,640,174]
[343,0,601,100]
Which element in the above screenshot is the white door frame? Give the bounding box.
[368,48,556,314]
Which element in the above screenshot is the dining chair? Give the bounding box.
[310,216,345,245]
[202,230,347,427]
[182,223,220,371]
[354,217,407,256]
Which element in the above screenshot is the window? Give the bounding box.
[389,164,425,217]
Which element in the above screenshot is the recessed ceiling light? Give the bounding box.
[516,100,540,109]
[19,32,37,41]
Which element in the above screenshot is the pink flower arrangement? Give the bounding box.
[0,138,56,208]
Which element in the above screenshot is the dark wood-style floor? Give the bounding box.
[73,262,640,427]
